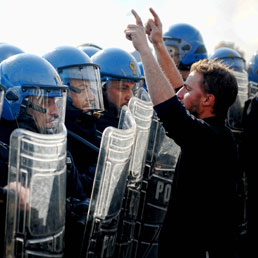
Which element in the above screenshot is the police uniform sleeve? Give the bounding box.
[66,151,87,200]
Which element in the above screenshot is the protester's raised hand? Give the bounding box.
[145,8,163,45]
[124,9,149,53]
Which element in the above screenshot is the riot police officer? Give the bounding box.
[43,45,104,197]
[43,45,105,257]
[91,47,144,132]
[163,22,207,81]
[0,53,86,257]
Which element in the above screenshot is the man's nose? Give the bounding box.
[49,101,59,116]
[176,87,184,100]
[125,89,133,100]
[88,89,95,100]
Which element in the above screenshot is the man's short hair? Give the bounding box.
[191,59,238,118]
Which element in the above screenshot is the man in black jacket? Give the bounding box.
[125,8,240,258]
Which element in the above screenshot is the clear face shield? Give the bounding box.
[0,84,5,119]
[104,78,144,110]
[163,37,191,66]
[59,64,104,113]
[20,85,67,134]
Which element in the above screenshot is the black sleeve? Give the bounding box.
[66,151,87,200]
[0,141,9,188]
[241,96,258,172]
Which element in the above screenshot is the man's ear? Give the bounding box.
[203,93,215,107]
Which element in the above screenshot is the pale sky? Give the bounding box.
[1,0,258,62]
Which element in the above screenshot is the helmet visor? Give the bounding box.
[21,85,67,134]
[59,64,104,112]
[163,36,191,63]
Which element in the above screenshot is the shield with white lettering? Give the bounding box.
[132,113,181,258]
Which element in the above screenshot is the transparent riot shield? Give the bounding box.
[132,113,181,258]
[248,81,258,99]
[136,87,151,102]
[227,70,248,131]
[115,95,153,257]
[80,105,136,258]
[5,125,67,258]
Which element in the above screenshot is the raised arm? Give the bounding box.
[145,8,184,90]
[124,9,175,105]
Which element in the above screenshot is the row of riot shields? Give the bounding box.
[114,90,154,258]
[79,88,180,258]
[4,88,181,258]
[79,104,137,258]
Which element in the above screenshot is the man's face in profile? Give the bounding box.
[106,80,136,109]
[27,96,59,132]
[68,78,96,112]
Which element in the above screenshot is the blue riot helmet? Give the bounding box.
[0,43,24,63]
[163,23,207,71]
[209,47,248,131]
[0,53,68,134]
[43,45,104,113]
[78,45,102,57]
[0,84,6,119]
[209,47,246,72]
[247,51,258,98]
[91,47,144,111]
